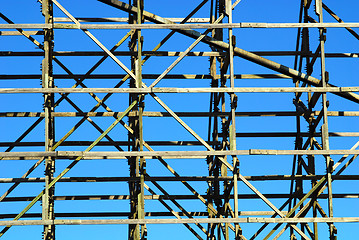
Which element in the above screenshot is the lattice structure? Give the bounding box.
[1,0,359,239]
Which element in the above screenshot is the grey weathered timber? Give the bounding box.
[98,0,359,104]
[0,30,44,35]
[1,0,358,239]
[2,111,359,118]
[42,1,55,239]
[317,2,336,238]
[54,17,210,23]
[1,217,359,226]
[0,211,290,218]
[1,51,358,57]
[4,22,359,29]
[1,86,359,93]
[3,193,359,202]
[2,174,359,183]
[2,149,359,159]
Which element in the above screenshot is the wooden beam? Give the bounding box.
[1,86,359,94]
[1,217,359,226]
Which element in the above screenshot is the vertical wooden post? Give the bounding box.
[227,0,240,239]
[316,0,335,239]
[218,1,229,239]
[42,0,55,240]
[128,1,137,238]
[137,0,146,239]
[128,0,145,239]
[207,0,217,238]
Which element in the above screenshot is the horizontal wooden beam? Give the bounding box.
[1,217,359,226]
[1,87,359,94]
[0,30,44,36]
[1,111,358,118]
[1,175,358,183]
[0,211,286,219]
[3,193,358,202]
[0,24,51,29]
[0,140,220,147]
[3,22,359,29]
[0,74,290,79]
[230,132,359,137]
[54,17,210,23]
[1,51,357,57]
[2,149,359,160]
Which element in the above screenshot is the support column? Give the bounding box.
[42,0,55,240]
[304,2,317,239]
[305,1,319,239]
[316,1,335,239]
[293,1,320,238]
[128,0,146,239]
[217,1,230,239]
[226,0,240,239]
[137,0,146,238]
[208,0,226,239]
[207,0,219,238]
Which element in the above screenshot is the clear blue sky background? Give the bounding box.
[1,0,359,239]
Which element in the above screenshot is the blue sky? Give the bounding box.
[1,0,359,239]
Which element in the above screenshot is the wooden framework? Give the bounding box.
[1,0,359,239]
